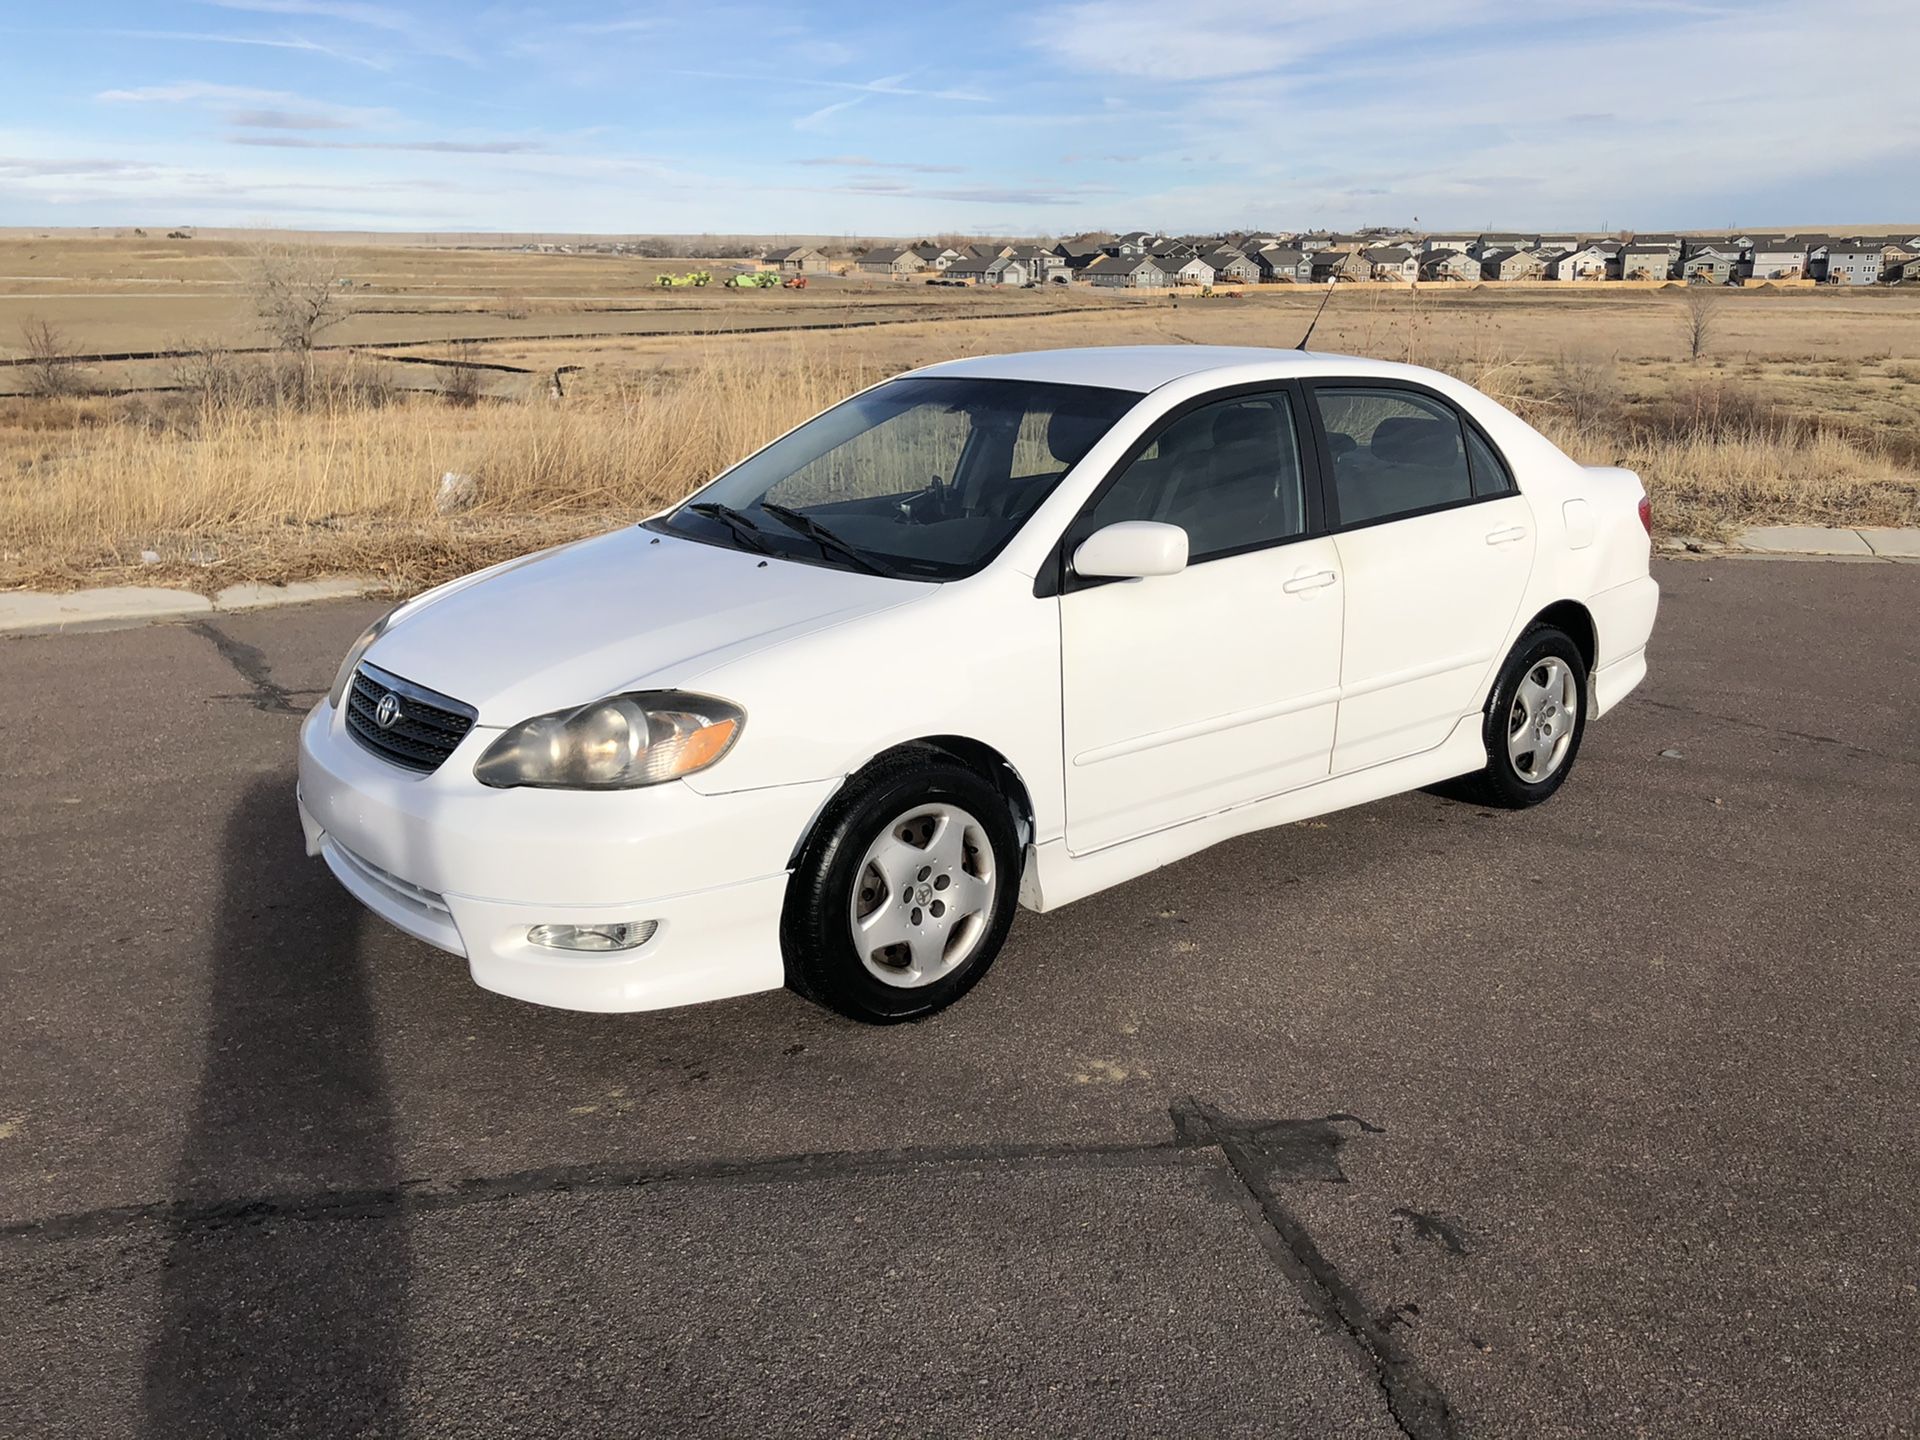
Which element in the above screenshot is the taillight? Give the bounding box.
[1637,494,1653,537]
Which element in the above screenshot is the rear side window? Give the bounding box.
[1464,424,1515,497]
[1312,387,1474,526]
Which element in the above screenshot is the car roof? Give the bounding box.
[910,345,1431,395]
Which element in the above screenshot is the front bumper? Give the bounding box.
[297,701,838,1013]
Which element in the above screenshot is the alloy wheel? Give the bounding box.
[848,803,997,988]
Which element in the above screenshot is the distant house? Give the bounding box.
[1884,255,1920,283]
[1423,234,1478,254]
[1552,245,1620,281]
[1158,255,1214,286]
[1814,245,1883,285]
[858,247,923,277]
[1681,235,1739,259]
[1256,246,1314,283]
[1680,248,1739,284]
[1480,248,1547,281]
[944,254,1029,286]
[1082,253,1168,287]
[1360,245,1417,281]
[1054,238,1107,272]
[1311,249,1368,282]
[1747,239,1809,281]
[1106,231,1157,257]
[766,246,829,275]
[1203,249,1261,284]
[1419,249,1480,281]
[912,243,959,270]
[1009,245,1069,283]
[1620,246,1675,281]
[1471,233,1538,257]
[1536,235,1582,254]
[1530,249,1572,279]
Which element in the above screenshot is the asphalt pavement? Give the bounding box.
[1,556,1915,1438]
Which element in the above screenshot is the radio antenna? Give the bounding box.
[1295,274,1339,350]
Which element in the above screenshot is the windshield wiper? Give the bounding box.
[758,503,896,577]
[685,501,772,554]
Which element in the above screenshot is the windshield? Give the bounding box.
[656,376,1137,580]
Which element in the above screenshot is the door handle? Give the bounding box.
[1282,569,1338,594]
[1485,525,1528,545]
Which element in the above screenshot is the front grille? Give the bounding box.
[345,662,477,774]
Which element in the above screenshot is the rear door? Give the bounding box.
[1305,381,1536,773]
[1057,385,1344,853]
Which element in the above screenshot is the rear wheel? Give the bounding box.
[1460,626,1589,809]
[782,749,1020,1023]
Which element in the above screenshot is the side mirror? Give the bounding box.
[1071,521,1188,580]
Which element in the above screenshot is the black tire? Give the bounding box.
[781,747,1021,1023]
[1458,625,1589,809]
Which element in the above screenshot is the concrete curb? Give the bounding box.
[1662,526,1920,561]
[0,578,383,638]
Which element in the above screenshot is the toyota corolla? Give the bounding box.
[298,346,1658,1022]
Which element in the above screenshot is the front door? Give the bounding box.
[1059,387,1344,853]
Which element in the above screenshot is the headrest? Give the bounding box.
[1048,408,1111,464]
[1371,416,1459,467]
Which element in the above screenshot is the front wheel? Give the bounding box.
[781,749,1021,1023]
[1460,626,1589,809]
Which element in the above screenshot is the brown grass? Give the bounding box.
[3,277,1918,589]
[0,348,886,590]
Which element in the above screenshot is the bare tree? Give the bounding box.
[439,340,482,408]
[1680,286,1719,361]
[169,334,250,409]
[17,316,90,397]
[245,240,347,394]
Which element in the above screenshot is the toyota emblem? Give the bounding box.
[375,692,402,729]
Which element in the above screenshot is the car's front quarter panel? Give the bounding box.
[678,566,1066,843]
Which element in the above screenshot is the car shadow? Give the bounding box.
[141,775,407,1437]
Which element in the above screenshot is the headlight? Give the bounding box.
[473,691,744,790]
[327,607,397,709]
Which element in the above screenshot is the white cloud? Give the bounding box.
[100,29,392,70]
[674,70,991,104]
[793,97,866,132]
[97,82,290,104]
[97,82,393,132]
[195,0,413,32]
[1030,0,1499,80]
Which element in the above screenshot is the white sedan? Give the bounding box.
[298,346,1658,1022]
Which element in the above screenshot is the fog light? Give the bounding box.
[527,921,658,953]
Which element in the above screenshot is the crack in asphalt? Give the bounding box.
[1176,1100,1457,1440]
[188,620,309,716]
[1630,696,1917,767]
[3,1100,1457,1440]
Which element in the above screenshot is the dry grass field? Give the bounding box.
[2,233,1917,592]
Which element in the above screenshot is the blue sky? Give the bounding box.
[2,0,1915,235]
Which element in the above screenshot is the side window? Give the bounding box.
[1075,392,1307,562]
[1464,424,1515,497]
[1313,387,1474,526]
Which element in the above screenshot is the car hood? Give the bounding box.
[362,527,926,725]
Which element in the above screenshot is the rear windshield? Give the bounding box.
[657,376,1137,580]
